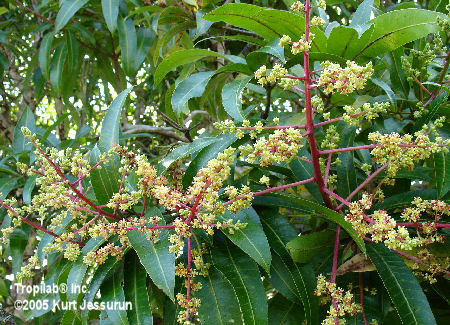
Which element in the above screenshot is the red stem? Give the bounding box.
[319,144,377,155]
[223,177,315,206]
[331,224,341,325]
[335,164,388,210]
[33,143,120,220]
[303,0,333,209]
[186,235,192,321]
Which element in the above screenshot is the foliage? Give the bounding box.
[0,0,450,324]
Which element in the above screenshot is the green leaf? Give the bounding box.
[172,71,216,117]
[135,28,152,72]
[118,17,137,77]
[124,251,153,325]
[354,9,446,59]
[100,264,130,325]
[89,145,121,205]
[221,76,253,122]
[367,242,437,325]
[81,256,120,320]
[193,10,214,40]
[197,266,243,325]
[435,152,450,198]
[10,226,29,276]
[203,4,326,51]
[371,78,396,105]
[154,49,228,85]
[13,106,36,154]
[36,213,72,265]
[65,31,79,75]
[0,177,18,200]
[211,238,268,325]
[253,193,366,253]
[102,0,120,33]
[246,38,286,71]
[61,310,82,325]
[22,175,37,205]
[99,87,133,152]
[217,208,271,273]
[259,210,318,325]
[349,0,374,36]
[157,137,219,174]
[336,127,357,199]
[388,47,410,98]
[286,231,335,263]
[127,230,175,300]
[67,237,105,301]
[50,42,68,94]
[55,0,89,32]
[373,189,438,210]
[414,92,449,132]
[268,294,304,325]
[182,133,238,188]
[289,149,323,203]
[39,32,54,80]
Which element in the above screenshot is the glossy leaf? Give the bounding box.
[268,294,304,325]
[260,212,318,325]
[221,76,253,122]
[102,0,120,33]
[65,31,79,75]
[197,266,243,325]
[128,230,175,300]
[154,49,228,85]
[13,107,36,154]
[182,133,238,188]
[55,0,89,32]
[435,152,450,198]
[67,237,105,301]
[286,231,335,263]
[203,4,326,51]
[367,242,436,325]
[373,189,437,210]
[336,127,357,199]
[89,145,121,205]
[289,149,323,203]
[349,0,374,36]
[39,32,54,80]
[217,208,271,273]
[355,9,446,59]
[81,256,120,320]
[253,193,366,253]
[172,71,216,116]
[124,251,153,325]
[118,17,138,77]
[50,42,68,94]
[211,238,268,325]
[157,137,218,173]
[99,87,133,152]
[0,177,18,200]
[101,264,130,325]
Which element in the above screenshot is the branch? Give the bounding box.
[123,124,188,142]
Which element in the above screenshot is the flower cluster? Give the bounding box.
[0,128,254,323]
[345,193,450,281]
[291,33,314,54]
[321,125,340,149]
[238,128,305,166]
[368,126,449,177]
[16,256,39,282]
[342,102,390,126]
[254,64,295,89]
[315,274,362,325]
[318,61,374,94]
